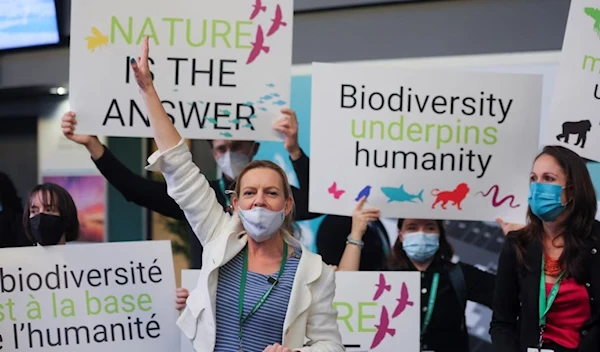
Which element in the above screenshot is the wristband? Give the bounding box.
[346,235,364,248]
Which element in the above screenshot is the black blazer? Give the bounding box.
[490,223,600,352]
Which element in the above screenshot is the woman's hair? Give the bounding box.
[233,160,300,242]
[22,183,80,242]
[387,219,454,270]
[0,171,21,208]
[510,145,597,282]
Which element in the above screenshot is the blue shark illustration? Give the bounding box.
[266,83,275,88]
[355,185,372,201]
[219,109,231,116]
[243,101,254,106]
[206,118,217,124]
[273,100,286,106]
[220,132,233,138]
[381,185,424,203]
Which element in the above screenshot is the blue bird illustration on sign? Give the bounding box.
[355,185,372,201]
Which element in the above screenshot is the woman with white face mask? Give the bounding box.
[131,37,343,352]
[337,197,496,352]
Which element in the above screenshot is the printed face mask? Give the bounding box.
[402,232,440,262]
[528,182,566,222]
[239,206,285,242]
[29,213,65,246]
[216,151,250,180]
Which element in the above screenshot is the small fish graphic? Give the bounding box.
[273,100,286,106]
[243,101,254,106]
[381,185,424,203]
[262,95,273,100]
[259,107,267,112]
[206,118,218,124]
[271,93,280,97]
[220,132,233,138]
[243,123,253,128]
[229,119,241,124]
[248,114,257,119]
[187,102,195,106]
[85,27,109,52]
[258,100,265,104]
[219,109,231,116]
[198,100,204,104]
[266,83,275,88]
[173,88,179,92]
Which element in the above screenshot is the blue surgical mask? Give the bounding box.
[402,232,439,262]
[528,182,566,222]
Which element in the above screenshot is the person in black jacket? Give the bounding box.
[0,171,32,247]
[490,145,600,352]
[60,109,320,270]
[338,197,495,352]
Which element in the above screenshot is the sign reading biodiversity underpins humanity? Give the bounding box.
[547,0,600,162]
[0,241,178,351]
[309,63,543,223]
[69,0,293,141]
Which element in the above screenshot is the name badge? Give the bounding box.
[527,348,554,352]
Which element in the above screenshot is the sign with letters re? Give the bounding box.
[309,62,543,224]
[69,0,293,141]
[0,241,178,352]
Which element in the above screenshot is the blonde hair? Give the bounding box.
[232,160,301,243]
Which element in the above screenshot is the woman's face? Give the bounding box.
[398,219,440,241]
[29,191,60,218]
[531,154,569,204]
[234,168,292,215]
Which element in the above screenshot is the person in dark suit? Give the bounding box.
[491,145,600,352]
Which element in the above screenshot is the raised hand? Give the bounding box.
[61,111,95,146]
[175,287,189,311]
[272,108,301,160]
[351,196,380,240]
[495,217,525,236]
[130,36,154,94]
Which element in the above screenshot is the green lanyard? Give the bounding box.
[421,273,440,337]
[237,243,288,350]
[218,178,231,207]
[538,255,564,347]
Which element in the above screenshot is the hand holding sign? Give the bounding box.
[130,36,154,94]
[61,111,105,160]
[175,288,189,311]
[351,196,380,240]
[272,108,301,160]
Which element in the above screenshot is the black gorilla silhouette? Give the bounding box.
[556,120,593,148]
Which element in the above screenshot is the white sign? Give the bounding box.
[69,0,293,141]
[547,0,600,161]
[180,270,420,352]
[0,241,179,351]
[309,62,543,224]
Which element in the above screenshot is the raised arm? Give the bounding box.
[337,197,380,271]
[459,262,495,309]
[132,37,230,245]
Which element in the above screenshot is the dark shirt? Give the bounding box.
[92,145,319,269]
[490,224,600,352]
[389,256,495,352]
[0,203,32,247]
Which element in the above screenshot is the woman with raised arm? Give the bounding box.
[130,37,343,352]
[490,145,600,352]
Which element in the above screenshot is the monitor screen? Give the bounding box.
[0,0,60,51]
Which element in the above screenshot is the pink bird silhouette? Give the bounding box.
[371,306,395,349]
[392,282,414,318]
[267,4,287,37]
[246,26,270,65]
[373,273,391,301]
[328,182,345,199]
[250,0,266,20]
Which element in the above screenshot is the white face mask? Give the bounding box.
[238,206,286,242]
[216,151,251,180]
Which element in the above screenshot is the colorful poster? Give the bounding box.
[69,0,293,141]
[42,175,106,243]
[547,0,600,161]
[0,241,179,352]
[309,63,543,224]
[180,270,420,352]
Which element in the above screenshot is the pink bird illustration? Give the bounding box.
[250,0,267,20]
[373,273,391,301]
[267,4,287,37]
[246,26,270,65]
[371,306,395,349]
[392,282,414,318]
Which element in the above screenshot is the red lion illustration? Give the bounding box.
[431,183,470,210]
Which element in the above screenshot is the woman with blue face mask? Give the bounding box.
[490,145,600,352]
[338,197,496,352]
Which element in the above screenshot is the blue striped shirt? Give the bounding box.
[214,246,301,351]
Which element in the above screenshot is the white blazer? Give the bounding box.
[146,139,344,352]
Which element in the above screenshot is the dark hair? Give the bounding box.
[0,171,21,208]
[510,145,597,282]
[387,218,454,270]
[22,183,80,243]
